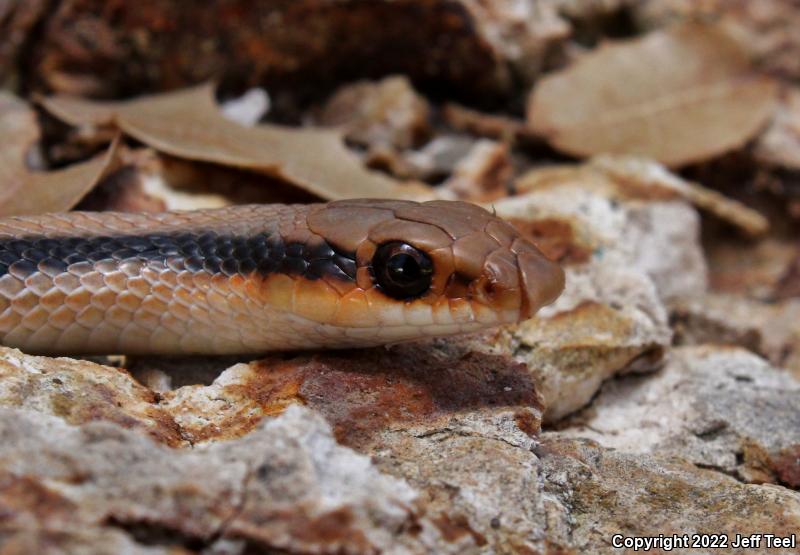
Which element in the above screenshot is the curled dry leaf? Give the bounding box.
[442,102,530,144]
[515,155,768,236]
[590,155,769,235]
[40,84,428,201]
[0,92,119,217]
[527,23,778,167]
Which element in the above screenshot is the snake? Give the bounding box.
[0,199,564,355]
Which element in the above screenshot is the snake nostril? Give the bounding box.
[477,277,506,305]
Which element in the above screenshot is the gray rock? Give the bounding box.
[0,406,429,554]
[557,346,800,487]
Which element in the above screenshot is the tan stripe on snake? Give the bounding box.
[0,199,564,355]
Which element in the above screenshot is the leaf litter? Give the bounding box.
[528,23,778,167]
[39,84,430,202]
[0,92,119,216]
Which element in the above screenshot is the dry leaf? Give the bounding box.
[0,92,119,217]
[590,155,769,236]
[39,84,429,201]
[515,155,769,236]
[528,23,777,167]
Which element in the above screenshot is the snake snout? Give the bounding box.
[515,240,565,320]
[469,236,563,322]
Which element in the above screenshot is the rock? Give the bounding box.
[507,159,714,300]
[23,0,568,105]
[2,344,800,552]
[490,162,700,420]
[0,347,183,446]
[319,76,431,151]
[461,0,571,84]
[538,435,800,553]
[159,339,543,449]
[401,135,479,182]
[494,268,670,422]
[368,412,548,553]
[753,86,800,171]
[0,339,553,553]
[705,237,798,299]
[442,140,513,201]
[486,157,775,422]
[556,346,800,487]
[670,293,800,379]
[220,88,270,127]
[0,406,436,553]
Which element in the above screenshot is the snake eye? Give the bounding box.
[372,242,433,299]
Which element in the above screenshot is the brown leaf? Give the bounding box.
[39,84,429,201]
[527,23,778,167]
[590,155,769,236]
[0,92,119,217]
[512,156,769,236]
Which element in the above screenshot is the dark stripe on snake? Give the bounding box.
[0,231,357,282]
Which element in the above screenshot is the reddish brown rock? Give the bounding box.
[0,0,49,87]
[23,0,564,105]
[160,339,543,449]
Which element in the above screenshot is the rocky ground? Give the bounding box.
[1,1,800,554]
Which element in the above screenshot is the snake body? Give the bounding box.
[0,199,564,355]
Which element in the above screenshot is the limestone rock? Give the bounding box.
[538,435,800,554]
[557,346,800,487]
[319,76,431,151]
[491,162,700,420]
[670,293,800,379]
[0,348,183,446]
[0,406,436,554]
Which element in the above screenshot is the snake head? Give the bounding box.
[305,199,564,345]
